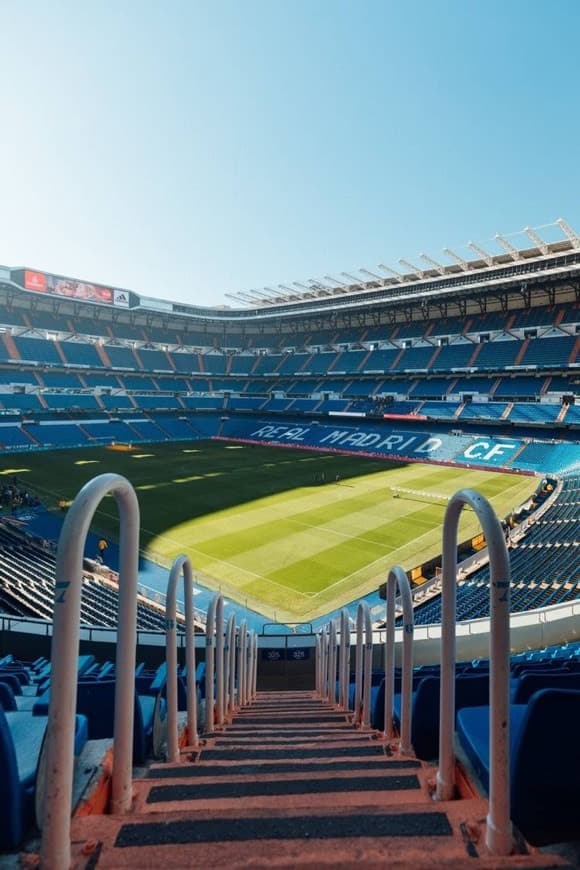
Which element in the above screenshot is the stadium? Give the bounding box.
[0,219,578,867]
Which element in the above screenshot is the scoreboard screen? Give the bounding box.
[11,269,132,308]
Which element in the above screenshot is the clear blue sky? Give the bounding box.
[1,0,579,307]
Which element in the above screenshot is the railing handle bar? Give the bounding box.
[384,565,414,754]
[40,473,139,870]
[354,605,364,724]
[166,555,198,762]
[435,489,512,857]
[204,594,218,732]
[362,602,373,729]
[215,595,224,727]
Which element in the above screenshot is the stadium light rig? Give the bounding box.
[494,234,522,261]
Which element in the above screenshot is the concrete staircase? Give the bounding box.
[69,691,569,869]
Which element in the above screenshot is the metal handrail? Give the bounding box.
[166,555,198,762]
[383,565,414,754]
[40,474,139,870]
[435,489,512,856]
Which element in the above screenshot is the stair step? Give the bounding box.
[199,745,385,760]
[115,808,451,846]
[147,759,421,779]
[145,773,421,804]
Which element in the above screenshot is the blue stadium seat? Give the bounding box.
[0,707,87,851]
[457,689,580,845]
[390,674,490,760]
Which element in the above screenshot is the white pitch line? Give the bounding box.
[310,522,444,598]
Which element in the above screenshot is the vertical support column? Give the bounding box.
[435,489,512,857]
[40,474,139,870]
[383,565,414,754]
[166,555,198,763]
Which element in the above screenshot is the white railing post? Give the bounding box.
[204,595,217,732]
[228,615,237,716]
[339,608,351,710]
[383,565,414,754]
[338,611,346,709]
[246,631,254,703]
[40,474,139,870]
[328,619,338,706]
[215,596,225,727]
[362,603,373,729]
[224,613,235,720]
[321,627,329,700]
[166,555,198,763]
[251,633,258,700]
[354,604,364,724]
[435,489,512,857]
[316,633,324,696]
[238,620,247,707]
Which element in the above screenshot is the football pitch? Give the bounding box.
[0,441,536,621]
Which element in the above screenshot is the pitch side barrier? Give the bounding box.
[215,417,539,474]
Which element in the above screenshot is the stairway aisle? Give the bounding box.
[71,691,570,869]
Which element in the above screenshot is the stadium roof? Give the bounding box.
[220,218,580,308]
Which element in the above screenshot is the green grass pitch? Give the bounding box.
[0,441,536,621]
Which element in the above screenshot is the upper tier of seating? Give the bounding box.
[0,301,577,348]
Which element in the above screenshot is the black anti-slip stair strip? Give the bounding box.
[235,713,346,727]
[200,745,385,760]
[226,727,356,735]
[115,811,452,847]
[214,736,372,746]
[148,759,421,779]
[146,774,420,803]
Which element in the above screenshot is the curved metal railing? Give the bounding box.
[40,474,139,870]
[166,555,198,761]
[435,489,512,856]
[383,565,414,754]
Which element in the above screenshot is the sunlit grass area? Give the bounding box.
[3,441,536,620]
